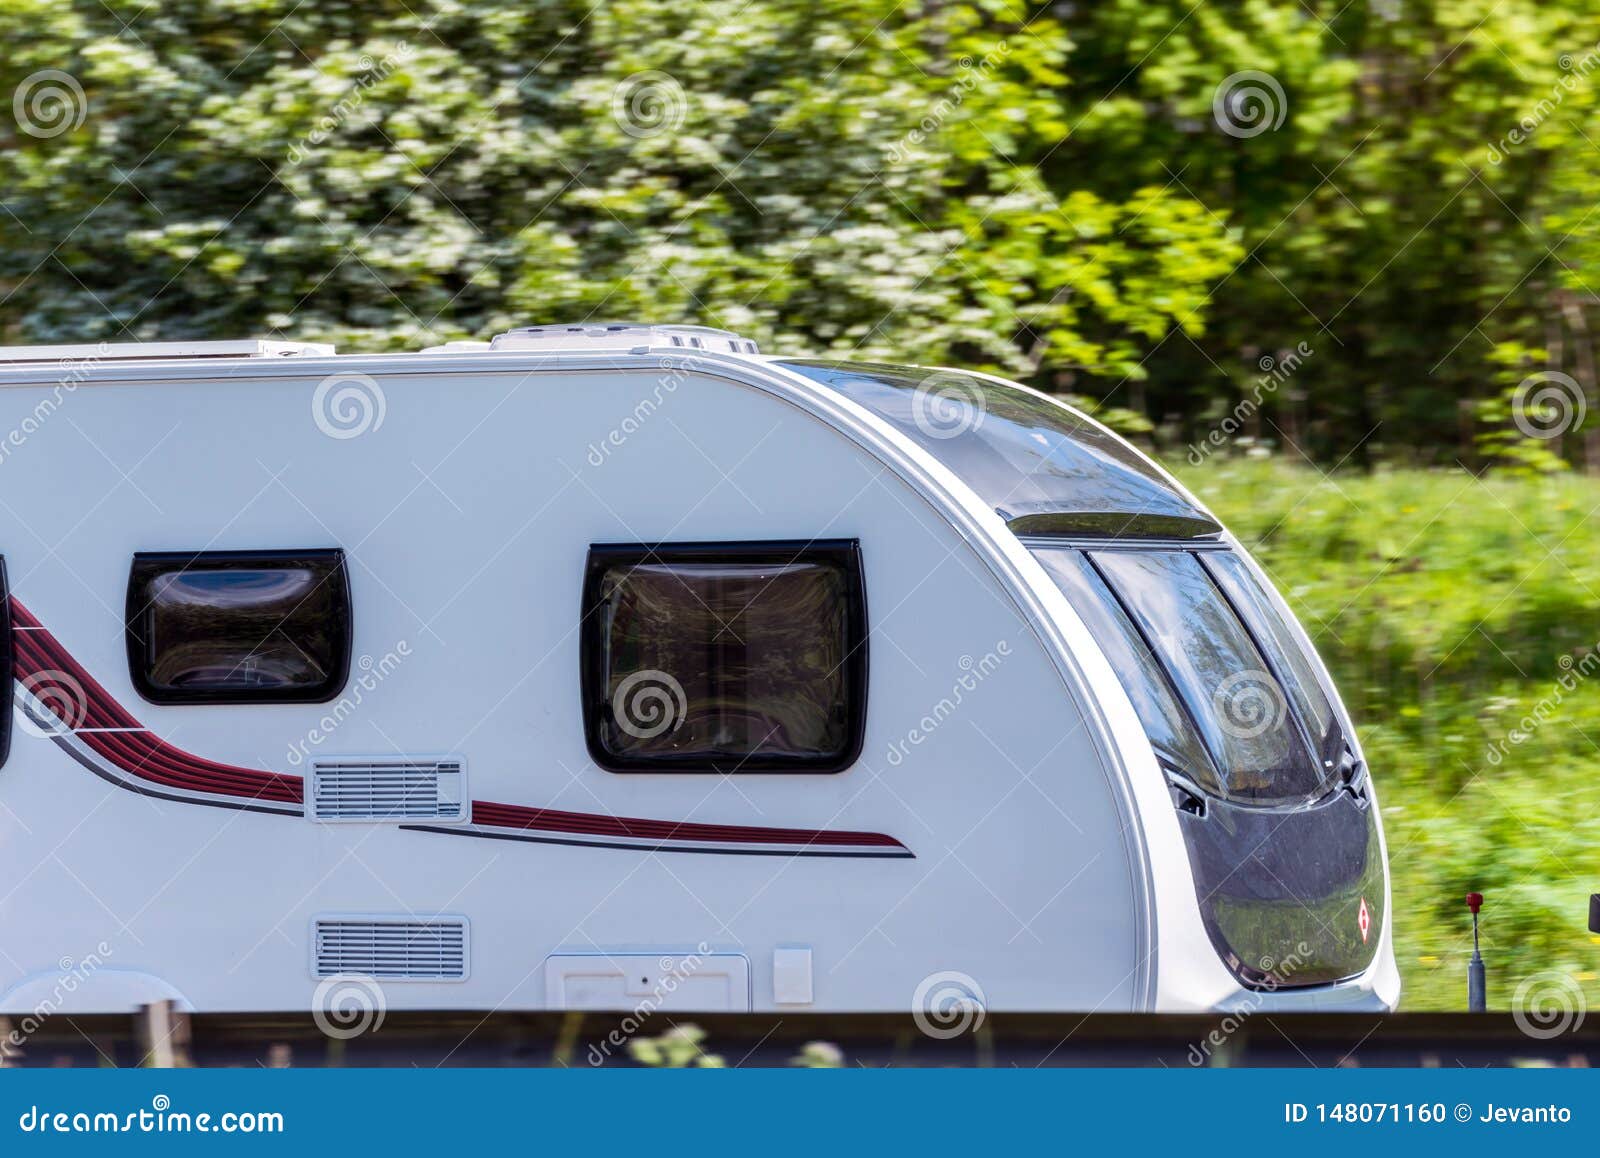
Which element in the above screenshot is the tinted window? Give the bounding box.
[1202,551,1340,762]
[582,541,867,773]
[780,360,1215,533]
[126,550,352,704]
[1092,551,1324,804]
[1030,547,1219,795]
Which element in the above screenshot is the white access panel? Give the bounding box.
[544,953,751,1012]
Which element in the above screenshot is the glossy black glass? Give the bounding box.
[126,549,352,704]
[582,541,867,773]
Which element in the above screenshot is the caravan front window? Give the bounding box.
[1033,544,1341,807]
[1033,542,1382,988]
[1029,549,1219,797]
[779,360,1218,536]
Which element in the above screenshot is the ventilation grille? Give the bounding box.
[309,757,465,822]
[312,916,469,980]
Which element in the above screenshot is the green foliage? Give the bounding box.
[0,0,1238,380]
[1183,459,1600,1011]
[1063,0,1600,470]
[627,1024,725,1068]
[9,1,1600,469]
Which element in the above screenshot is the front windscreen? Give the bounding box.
[1035,544,1337,806]
[1032,541,1378,988]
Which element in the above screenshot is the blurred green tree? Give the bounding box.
[0,0,1238,394]
[1056,0,1600,469]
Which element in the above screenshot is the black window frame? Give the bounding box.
[581,539,869,774]
[125,548,353,706]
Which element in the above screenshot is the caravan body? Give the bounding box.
[0,325,1399,1018]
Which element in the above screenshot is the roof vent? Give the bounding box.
[490,323,759,355]
[312,916,469,981]
[309,757,466,823]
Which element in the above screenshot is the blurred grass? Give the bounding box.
[1178,459,1600,1011]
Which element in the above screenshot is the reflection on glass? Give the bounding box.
[595,558,853,765]
[1091,551,1323,803]
[128,551,348,702]
[1031,547,1221,795]
[1202,551,1339,761]
[781,361,1205,526]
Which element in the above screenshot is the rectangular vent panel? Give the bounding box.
[309,757,466,822]
[312,916,469,981]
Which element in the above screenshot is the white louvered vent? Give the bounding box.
[308,756,466,822]
[312,916,469,981]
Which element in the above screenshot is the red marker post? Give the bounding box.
[1466,892,1485,1012]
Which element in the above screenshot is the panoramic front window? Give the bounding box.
[780,360,1219,537]
[1032,543,1341,806]
[125,549,352,704]
[582,541,867,773]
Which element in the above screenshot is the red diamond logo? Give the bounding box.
[1358,897,1371,943]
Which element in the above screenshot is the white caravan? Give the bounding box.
[0,325,1398,1018]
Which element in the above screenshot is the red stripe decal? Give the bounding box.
[469,800,902,848]
[7,597,906,851]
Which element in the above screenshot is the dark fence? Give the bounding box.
[3,1007,1597,1068]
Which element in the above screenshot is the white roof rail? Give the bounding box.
[490,323,760,355]
[0,339,335,364]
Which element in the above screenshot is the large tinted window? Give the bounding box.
[126,550,352,704]
[582,541,867,773]
[781,360,1217,535]
[1035,545,1337,805]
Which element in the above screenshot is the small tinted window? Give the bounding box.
[582,541,866,772]
[126,550,352,704]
